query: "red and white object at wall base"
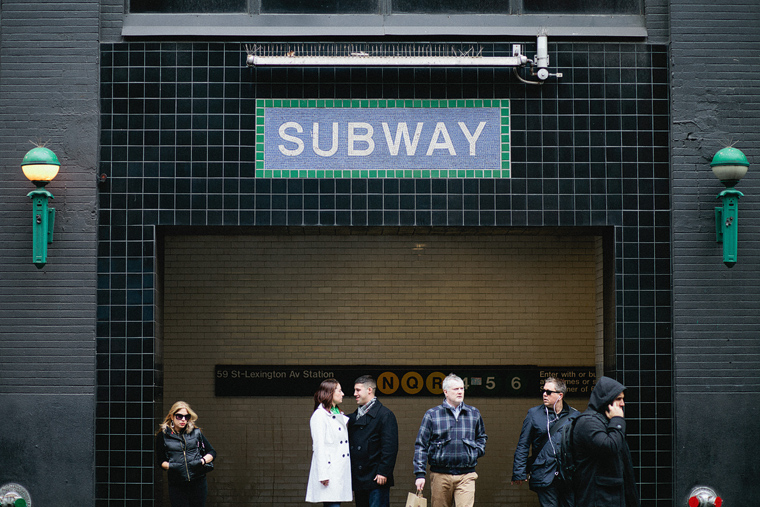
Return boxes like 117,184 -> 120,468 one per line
688,486 -> 723,507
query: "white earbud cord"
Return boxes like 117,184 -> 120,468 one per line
545,397 -> 561,457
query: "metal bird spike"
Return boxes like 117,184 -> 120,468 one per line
243,42 -> 484,58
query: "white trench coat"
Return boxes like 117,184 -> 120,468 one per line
305,407 -> 353,503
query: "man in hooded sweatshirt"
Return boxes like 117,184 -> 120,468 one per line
572,376 -> 639,507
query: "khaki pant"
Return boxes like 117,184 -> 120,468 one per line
429,471 -> 478,507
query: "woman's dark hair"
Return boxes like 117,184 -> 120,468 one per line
313,378 -> 340,411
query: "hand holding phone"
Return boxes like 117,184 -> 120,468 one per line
606,401 -> 625,419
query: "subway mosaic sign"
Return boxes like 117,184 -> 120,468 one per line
215,365 -> 596,397
255,99 -> 510,178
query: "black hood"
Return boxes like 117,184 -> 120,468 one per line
587,376 -> 626,413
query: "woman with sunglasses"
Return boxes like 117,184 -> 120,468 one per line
306,378 -> 352,507
156,401 -> 217,507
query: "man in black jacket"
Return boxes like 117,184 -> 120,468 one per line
511,377 -> 578,507
573,376 -> 639,507
348,375 -> 399,507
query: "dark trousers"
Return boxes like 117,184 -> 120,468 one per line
535,477 -> 574,507
354,488 -> 390,507
168,477 -> 208,507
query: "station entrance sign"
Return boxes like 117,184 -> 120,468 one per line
256,99 -> 510,178
215,365 -> 596,397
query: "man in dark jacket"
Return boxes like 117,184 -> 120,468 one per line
511,377 -> 578,507
348,375 -> 399,507
573,376 -> 639,507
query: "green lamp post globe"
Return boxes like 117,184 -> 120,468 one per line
21,146 -> 61,186
710,146 -> 749,187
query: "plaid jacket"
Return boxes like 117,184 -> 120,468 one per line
413,401 -> 487,476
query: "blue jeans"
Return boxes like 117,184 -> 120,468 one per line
323,503 -> 341,507
354,488 -> 390,507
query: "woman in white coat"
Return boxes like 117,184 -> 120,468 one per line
306,378 -> 353,507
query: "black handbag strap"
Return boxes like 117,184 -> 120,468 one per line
532,410 -> 571,459
197,430 -> 206,454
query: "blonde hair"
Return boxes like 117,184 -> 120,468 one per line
157,401 -> 200,434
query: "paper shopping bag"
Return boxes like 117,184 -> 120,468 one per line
406,491 -> 427,507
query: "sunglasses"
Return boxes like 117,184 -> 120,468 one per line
174,413 -> 191,420
541,389 -> 560,396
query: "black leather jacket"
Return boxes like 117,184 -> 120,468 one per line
156,427 -> 216,483
512,403 -> 578,488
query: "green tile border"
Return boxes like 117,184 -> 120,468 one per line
255,98 -> 510,178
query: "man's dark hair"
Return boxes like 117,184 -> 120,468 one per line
355,375 -> 377,391
545,377 -> 567,394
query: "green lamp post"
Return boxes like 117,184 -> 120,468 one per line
710,146 -> 750,268
21,146 -> 60,269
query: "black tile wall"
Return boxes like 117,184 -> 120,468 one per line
98,41 -> 671,506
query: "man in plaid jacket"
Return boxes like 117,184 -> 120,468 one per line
413,373 -> 488,507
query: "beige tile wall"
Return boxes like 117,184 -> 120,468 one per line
161,232 -> 598,507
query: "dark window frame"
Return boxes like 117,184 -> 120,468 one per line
123,0 -> 646,37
